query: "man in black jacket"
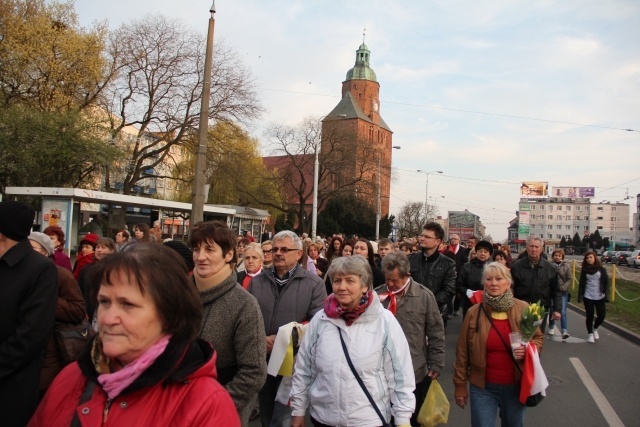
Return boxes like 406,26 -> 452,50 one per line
409,223 -> 456,324
511,236 -> 561,333
0,201 -> 58,427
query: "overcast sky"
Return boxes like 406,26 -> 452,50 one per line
75,0 -> 640,241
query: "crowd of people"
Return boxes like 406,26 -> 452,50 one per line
0,199 -> 610,427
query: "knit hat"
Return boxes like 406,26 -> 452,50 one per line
28,232 -> 55,256
0,200 -> 35,241
79,233 -> 100,248
163,239 -> 195,272
475,240 -> 494,255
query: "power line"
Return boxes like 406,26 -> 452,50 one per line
261,88 -> 640,133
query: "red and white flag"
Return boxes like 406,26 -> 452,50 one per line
519,342 -> 548,404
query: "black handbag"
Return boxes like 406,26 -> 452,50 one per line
55,317 -> 96,365
338,327 -> 390,427
480,304 -> 545,408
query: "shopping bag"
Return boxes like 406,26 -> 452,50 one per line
417,379 -> 449,427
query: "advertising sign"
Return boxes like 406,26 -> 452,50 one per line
448,211 -> 477,241
41,198 -> 71,250
551,187 -> 595,199
520,182 -> 548,198
518,203 -> 531,240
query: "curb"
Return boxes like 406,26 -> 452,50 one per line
568,303 -> 640,347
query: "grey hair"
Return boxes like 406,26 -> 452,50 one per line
526,235 -> 544,246
482,261 -> 513,286
327,256 -> 373,290
244,242 -> 264,262
273,230 -> 303,250
381,251 -> 411,277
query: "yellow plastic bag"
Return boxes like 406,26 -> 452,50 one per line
417,379 -> 450,427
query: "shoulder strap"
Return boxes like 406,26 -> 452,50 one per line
70,380 -> 96,427
480,304 -> 522,374
337,327 -> 388,427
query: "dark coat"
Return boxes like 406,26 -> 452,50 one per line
248,266 -> 327,336
578,267 -> 610,303
409,251 -> 457,309
456,259 -> 488,314
40,267 -> 86,392
511,257 -> 561,311
29,338 -> 240,427
0,239 -> 58,427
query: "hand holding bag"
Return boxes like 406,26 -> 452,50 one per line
417,378 -> 449,427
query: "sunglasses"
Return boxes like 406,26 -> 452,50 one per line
271,247 -> 298,254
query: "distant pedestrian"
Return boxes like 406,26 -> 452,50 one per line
549,249 -> 572,339
43,226 -> 72,271
114,229 -> 130,251
72,233 -> 99,280
577,251 -> 609,343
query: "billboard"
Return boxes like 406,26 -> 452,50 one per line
520,182 -> 548,198
551,186 -> 595,199
518,203 -> 531,240
448,211 -> 477,241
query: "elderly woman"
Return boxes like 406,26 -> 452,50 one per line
72,233 -> 99,280
190,221 -> 267,426
290,256 -> 416,427
29,245 -> 240,426
43,226 -> 72,271
28,232 -> 86,397
454,262 -> 544,427
237,242 -> 264,289
114,230 -> 130,251
308,242 -> 329,279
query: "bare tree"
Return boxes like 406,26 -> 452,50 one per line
396,201 -> 441,238
257,116 -> 380,233
102,14 -> 262,194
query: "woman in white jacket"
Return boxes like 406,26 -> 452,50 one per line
290,256 -> 415,427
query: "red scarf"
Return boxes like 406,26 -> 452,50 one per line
378,278 -> 411,315
242,268 -> 262,289
324,291 -> 374,326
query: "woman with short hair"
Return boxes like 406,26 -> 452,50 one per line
190,221 -> 267,425
114,230 -> 130,251
30,245 -> 240,426
290,256 -> 415,427
237,243 -> 264,289
43,226 -> 72,271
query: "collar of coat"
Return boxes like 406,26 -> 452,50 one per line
78,336 -> 215,397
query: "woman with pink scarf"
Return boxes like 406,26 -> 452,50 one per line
29,244 -> 240,426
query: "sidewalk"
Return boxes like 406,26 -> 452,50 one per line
568,302 -> 640,346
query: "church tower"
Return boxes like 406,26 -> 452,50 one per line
320,41 -> 393,218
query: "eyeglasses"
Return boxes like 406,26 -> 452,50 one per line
271,247 -> 298,254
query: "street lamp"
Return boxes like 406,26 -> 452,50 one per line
417,170 -> 443,224
191,2 -> 216,224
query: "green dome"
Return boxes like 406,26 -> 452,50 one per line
345,43 -> 377,82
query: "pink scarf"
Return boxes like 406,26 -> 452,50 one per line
98,335 -> 171,399
324,291 -> 374,326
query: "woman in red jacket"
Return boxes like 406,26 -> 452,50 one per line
30,244 -> 240,427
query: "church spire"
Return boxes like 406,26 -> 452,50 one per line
345,38 -> 377,82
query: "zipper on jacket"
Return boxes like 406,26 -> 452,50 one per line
103,399 -> 113,424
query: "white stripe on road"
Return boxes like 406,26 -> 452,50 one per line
570,357 -> 625,427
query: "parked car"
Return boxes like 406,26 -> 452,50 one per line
612,251 -> 632,266
627,250 -> 640,268
601,251 -> 615,263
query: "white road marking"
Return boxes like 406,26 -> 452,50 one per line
570,357 -> 625,427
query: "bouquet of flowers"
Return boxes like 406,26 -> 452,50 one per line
520,300 -> 547,341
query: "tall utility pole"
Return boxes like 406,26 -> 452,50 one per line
191,2 -> 216,225
417,169 -> 443,224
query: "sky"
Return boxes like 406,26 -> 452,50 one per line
74,0 -> 640,241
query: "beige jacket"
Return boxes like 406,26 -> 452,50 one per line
453,299 -> 544,398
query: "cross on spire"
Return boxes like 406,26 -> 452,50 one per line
363,28 -> 366,43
